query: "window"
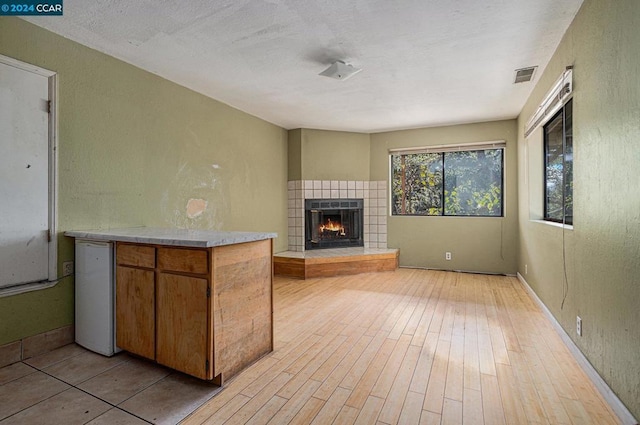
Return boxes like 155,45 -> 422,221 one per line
391,145 -> 504,217
544,98 -> 573,224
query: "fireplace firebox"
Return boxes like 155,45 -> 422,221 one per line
305,199 -> 364,250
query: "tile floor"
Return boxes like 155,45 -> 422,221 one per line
0,344 -> 222,424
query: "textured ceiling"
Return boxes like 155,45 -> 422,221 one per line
24,0 -> 583,132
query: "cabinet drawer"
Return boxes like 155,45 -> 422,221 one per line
117,243 -> 156,268
158,247 -> 208,275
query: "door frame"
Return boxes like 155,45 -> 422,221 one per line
0,54 -> 58,292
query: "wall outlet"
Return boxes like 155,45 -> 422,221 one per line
576,316 -> 582,336
62,261 -> 74,277
525,264 -> 528,274
445,252 -> 452,261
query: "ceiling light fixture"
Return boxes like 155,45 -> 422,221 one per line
319,60 -> 362,80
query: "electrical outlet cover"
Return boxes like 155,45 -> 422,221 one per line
63,261 -> 74,277
576,316 -> 582,336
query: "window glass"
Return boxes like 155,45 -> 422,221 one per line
444,150 -> 503,216
391,148 -> 503,217
391,153 -> 443,215
544,99 -> 573,224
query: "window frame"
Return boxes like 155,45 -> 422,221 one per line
543,98 -> 573,225
389,141 -> 505,218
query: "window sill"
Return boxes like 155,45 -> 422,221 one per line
0,279 -> 61,298
530,219 -> 573,230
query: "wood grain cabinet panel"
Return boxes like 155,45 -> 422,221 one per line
116,244 -> 155,268
212,239 -> 273,380
156,273 -> 212,380
115,266 -> 155,360
158,247 -> 208,274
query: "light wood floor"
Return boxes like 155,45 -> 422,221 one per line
182,268 -> 620,425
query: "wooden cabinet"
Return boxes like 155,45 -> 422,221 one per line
115,239 -> 273,384
115,266 -> 155,359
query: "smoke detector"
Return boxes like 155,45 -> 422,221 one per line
514,66 -> 537,83
319,61 -> 362,80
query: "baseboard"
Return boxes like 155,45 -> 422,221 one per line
0,325 -> 74,368
517,273 -> 638,425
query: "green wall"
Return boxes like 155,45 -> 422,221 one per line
290,128 -> 371,181
0,17 -> 288,346
517,0 -> 640,418
370,120 -> 519,274
287,129 -> 303,181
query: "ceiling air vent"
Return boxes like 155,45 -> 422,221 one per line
514,66 -> 537,83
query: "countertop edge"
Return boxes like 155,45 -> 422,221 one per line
64,228 -> 278,248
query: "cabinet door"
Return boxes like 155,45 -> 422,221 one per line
156,273 -> 211,379
116,266 -> 155,359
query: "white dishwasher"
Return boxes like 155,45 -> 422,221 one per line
75,239 -> 119,356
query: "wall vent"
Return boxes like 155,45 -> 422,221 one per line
514,66 -> 537,83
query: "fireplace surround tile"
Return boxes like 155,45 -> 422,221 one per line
288,180 -> 388,252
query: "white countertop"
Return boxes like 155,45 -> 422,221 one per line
65,227 -> 277,248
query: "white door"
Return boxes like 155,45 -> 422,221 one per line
0,59 -> 52,288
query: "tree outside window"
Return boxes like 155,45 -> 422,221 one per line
544,99 -> 573,225
391,148 -> 503,217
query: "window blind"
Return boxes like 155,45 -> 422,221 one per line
525,67 -> 573,138
389,140 -> 506,156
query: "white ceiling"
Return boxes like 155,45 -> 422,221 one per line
24,0 -> 583,133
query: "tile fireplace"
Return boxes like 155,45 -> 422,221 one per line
287,180 -> 387,252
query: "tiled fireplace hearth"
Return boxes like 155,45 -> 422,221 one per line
288,180 -> 387,252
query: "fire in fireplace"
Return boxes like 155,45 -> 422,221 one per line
305,199 -> 364,250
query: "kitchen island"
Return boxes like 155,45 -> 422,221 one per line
65,227 -> 276,385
